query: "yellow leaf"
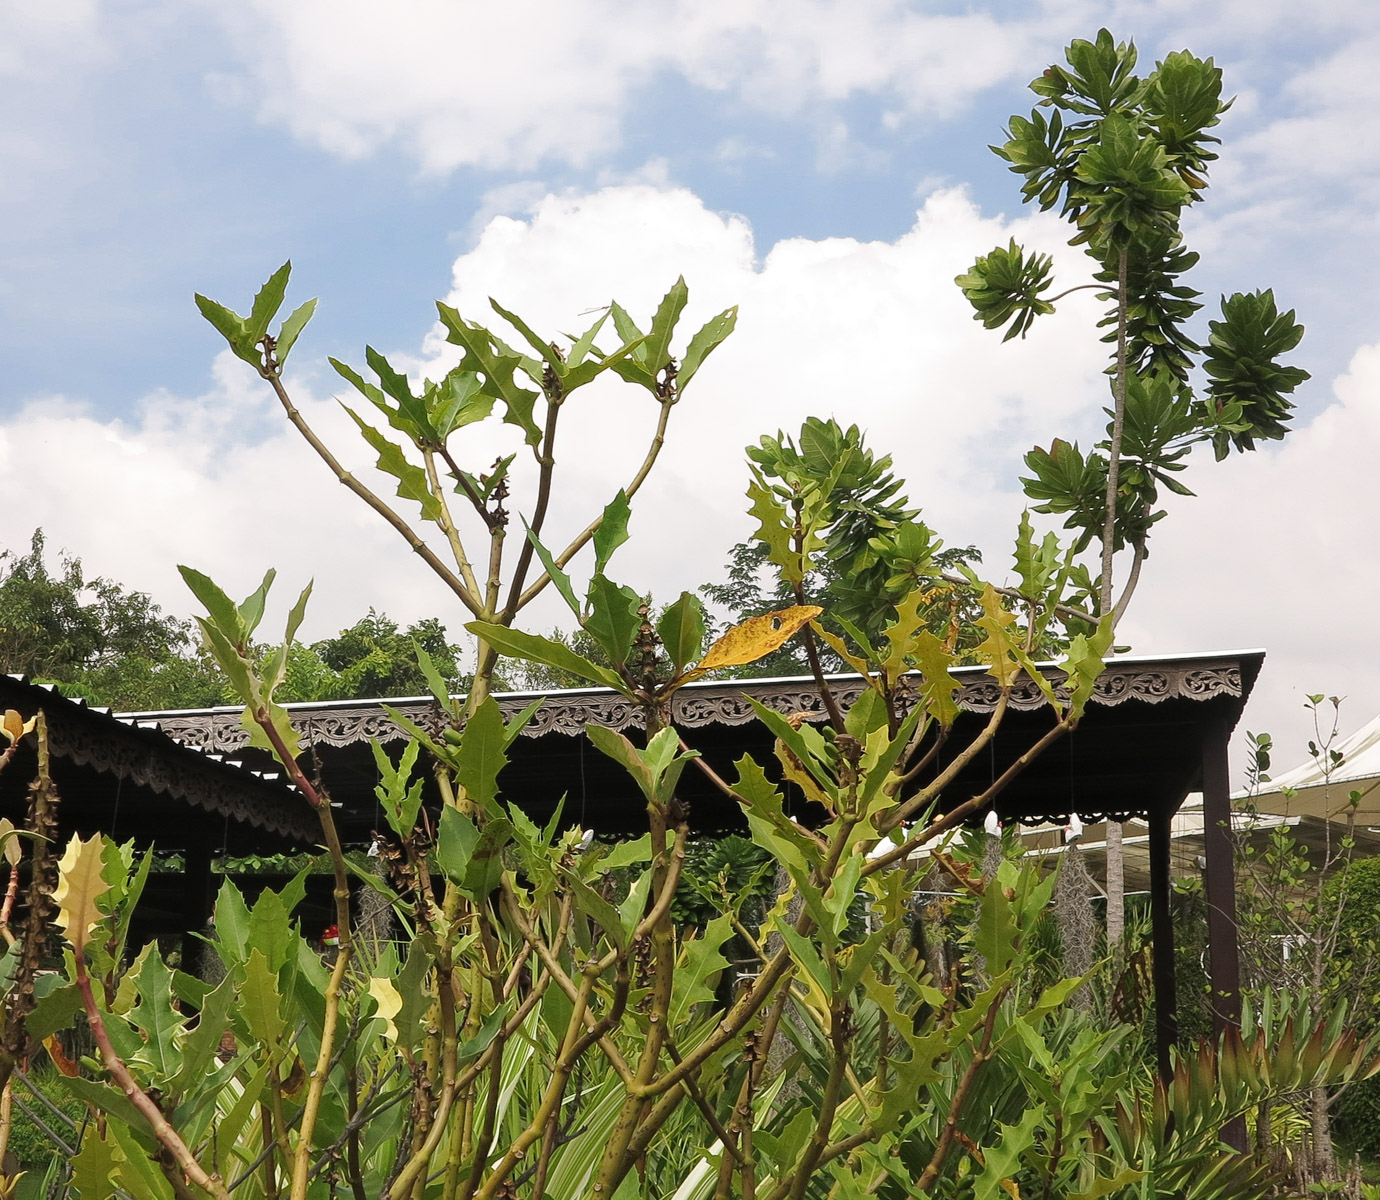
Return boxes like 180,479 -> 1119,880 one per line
369,977 -> 402,1041
690,606 -> 823,675
52,834 -> 111,955
0,711 -> 34,748
1000,1181 -> 1022,1200
974,585 -> 1020,689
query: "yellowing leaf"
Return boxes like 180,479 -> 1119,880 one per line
369,977 -> 403,1041
690,606 -> 823,675
53,834 -> 111,955
974,585 -> 1021,689
0,710 -> 34,747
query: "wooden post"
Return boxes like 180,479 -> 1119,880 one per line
182,829 -> 215,974
1148,802 -> 1177,1086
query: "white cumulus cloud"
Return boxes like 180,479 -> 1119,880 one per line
2,179 -> 1372,761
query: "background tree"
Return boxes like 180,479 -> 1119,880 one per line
1234,702 -> 1380,1181
0,529 -> 223,709
701,416 -> 985,677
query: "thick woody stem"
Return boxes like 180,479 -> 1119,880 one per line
1098,246 -> 1130,617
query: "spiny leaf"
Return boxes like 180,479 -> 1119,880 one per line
276,297 -> 317,363
247,261 -> 292,341
343,405 -> 442,521
679,306 -> 738,390
53,834 -> 111,955
592,489 -> 632,576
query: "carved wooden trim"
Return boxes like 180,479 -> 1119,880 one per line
147,661 -> 1244,755
8,689 -> 317,843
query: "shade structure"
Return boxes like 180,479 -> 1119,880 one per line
0,674 -> 314,946
134,647 -> 1261,1095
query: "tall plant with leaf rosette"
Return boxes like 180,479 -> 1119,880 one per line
956,29 -> 1310,945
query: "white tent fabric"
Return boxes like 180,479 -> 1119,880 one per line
1241,711 -> 1380,822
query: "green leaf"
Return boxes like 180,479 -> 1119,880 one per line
437,808 -> 512,899
394,941 -> 434,1055
167,974 -> 237,1098
586,724 -> 655,802
775,917 -> 832,999
593,489 -> 632,577
454,697 -> 509,814
657,591 -> 707,675
70,1125 -> 125,1200
178,565 -> 243,643
28,981 -> 82,1040
522,520 -> 581,618
973,1105 -> 1045,1200
372,738 -> 425,838
436,303 -> 542,445
413,640 -> 454,710
1061,613 -> 1114,721
582,574 -> 642,668
670,914 -> 734,1027
194,293 -> 259,368
731,754 -> 822,877
283,579 -> 313,647
467,623 -> 626,691
127,945 -> 184,1084
276,297 -> 317,363
567,874 -> 630,950
236,567 -> 277,639
679,306 -> 738,390
643,277 -> 688,374
240,948 -> 286,1053
343,405 -> 442,521
247,261 -> 292,341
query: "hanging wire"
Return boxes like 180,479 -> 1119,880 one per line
109,772 -> 124,842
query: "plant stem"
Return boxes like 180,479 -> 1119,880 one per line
1098,246 -> 1130,617
261,367 -> 480,616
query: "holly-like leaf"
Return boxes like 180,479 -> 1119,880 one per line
679,306 -> 738,390
593,489 -> 632,577
343,406 -> 442,521
247,261 -> 292,341
436,304 -> 542,445
276,297 -> 317,363
194,293 -> 259,368
1061,613 -> 1115,721
453,697 -> 509,814
372,738 -> 425,839
642,277 -> 689,375
747,477 -> 810,585
974,585 -> 1021,688
582,574 -> 642,668
53,834 -> 112,955
368,977 -> 403,1041
127,945 -> 184,1084
240,948 -> 286,1055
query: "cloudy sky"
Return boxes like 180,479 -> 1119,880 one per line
3,0 -> 1378,771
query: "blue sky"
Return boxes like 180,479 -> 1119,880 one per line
4,0 -> 1379,763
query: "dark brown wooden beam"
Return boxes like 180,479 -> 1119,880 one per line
1149,802 -> 1177,1085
